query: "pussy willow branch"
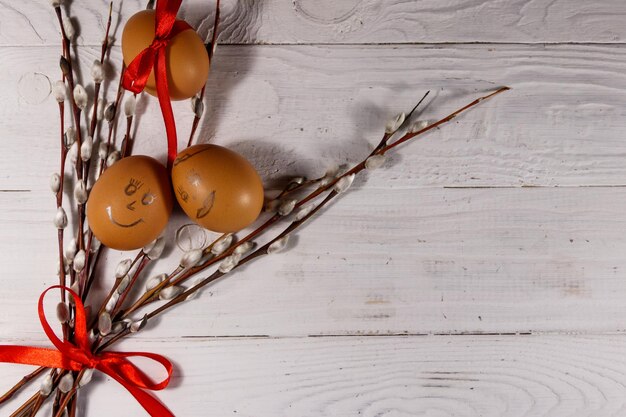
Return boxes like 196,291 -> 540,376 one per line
0,367 -> 46,405
85,2 -> 113,177
187,0 -> 221,147
56,99 -> 68,306
99,86 -> 510,351
23,369 -> 60,417
79,2 -> 114,300
116,87 -> 505,322
55,7 -> 86,254
123,92 -> 436,310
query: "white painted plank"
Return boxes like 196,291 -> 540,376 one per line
4,0 -> 626,46
3,335 -> 626,416
2,185 -> 626,337
4,44 -> 626,192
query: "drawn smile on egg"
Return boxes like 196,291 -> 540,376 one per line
106,206 -> 144,228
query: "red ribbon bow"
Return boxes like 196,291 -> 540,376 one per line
122,0 -> 192,169
0,286 -> 174,417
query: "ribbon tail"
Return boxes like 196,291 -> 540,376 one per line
0,345 -> 81,371
101,364 -> 175,417
154,49 -> 178,169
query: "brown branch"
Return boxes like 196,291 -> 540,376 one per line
187,0 -> 221,147
105,87 -> 511,332
0,367 -> 46,404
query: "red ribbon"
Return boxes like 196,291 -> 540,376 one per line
0,286 -> 174,417
122,0 -> 192,169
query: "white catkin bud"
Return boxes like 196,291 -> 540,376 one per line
98,312 -> 112,336
146,273 -> 167,291
73,84 -> 88,110
325,165 -> 341,178
130,316 -> 148,333
233,241 -> 255,255
62,17 -> 75,40
107,150 -> 120,167
68,142 -> 78,165
98,141 -> 109,159
365,154 -> 386,170
180,249 -> 203,268
295,204 -> 315,221
385,112 -> 405,134
50,173 -> 61,194
278,199 -> 297,216
65,238 -> 77,262
40,374 -> 54,396
320,165 -> 344,186
409,120 -> 429,133
73,250 -> 86,272
105,292 -> 119,313
90,235 -> 101,253
146,237 -> 166,259
64,127 -> 76,147
91,60 -> 104,83
210,234 -> 233,255
52,80 -> 66,102
218,254 -> 241,273
79,368 -> 94,387
268,235 -> 290,254
58,373 -> 74,393
97,99 -> 106,120
191,96 -> 204,118
70,281 -> 80,297
124,95 -> 136,117
111,321 -> 126,335
74,180 -> 88,204
333,174 -> 355,194
115,258 -> 133,278
159,286 -> 184,300
104,102 -> 116,121
54,207 -> 68,229
81,136 -> 93,161
117,275 -> 131,294
56,302 -> 69,323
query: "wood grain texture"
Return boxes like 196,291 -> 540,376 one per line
3,185 -> 626,337
2,1 -> 626,416
3,0 -> 626,46
4,335 -> 626,416
4,44 -> 626,192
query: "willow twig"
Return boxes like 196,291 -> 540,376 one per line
0,367 -> 46,405
187,0 -> 221,147
99,87 -> 510,350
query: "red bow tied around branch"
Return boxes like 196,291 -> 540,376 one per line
122,0 -> 192,169
0,286 -> 174,417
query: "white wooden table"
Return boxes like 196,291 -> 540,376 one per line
2,0 -> 626,415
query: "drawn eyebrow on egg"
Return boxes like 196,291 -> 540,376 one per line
173,147 -> 212,166
196,191 -> 216,219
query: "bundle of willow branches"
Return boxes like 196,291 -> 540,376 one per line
0,1 -> 509,416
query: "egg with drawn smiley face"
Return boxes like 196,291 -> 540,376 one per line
87,155 -> 173,250
171,144 -> 264,233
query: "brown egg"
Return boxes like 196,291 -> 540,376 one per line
171,144 -> 264,232
121,10 -> 209,101
87,156 -> 173,251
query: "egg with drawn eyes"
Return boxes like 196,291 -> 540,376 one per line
87,156 -> 173,251
171,144 -> 264,233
